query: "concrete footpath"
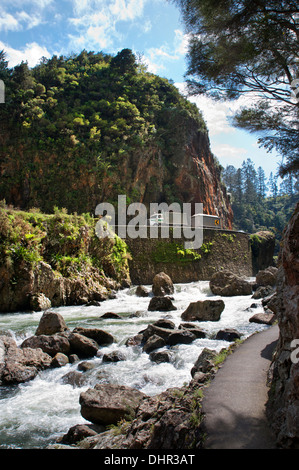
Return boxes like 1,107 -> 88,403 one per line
202,324 -> 279,449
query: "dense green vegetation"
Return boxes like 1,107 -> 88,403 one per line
222,159 -> 299,253
150,240 -> 214,264
0,48 -> 207,214
0,204 -> 130,283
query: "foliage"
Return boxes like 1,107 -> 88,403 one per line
0,205 -> 130,281
0,49 -> 207,214
172,0 -> 299,177
151,240 -> 214,264
222,159 -> 299,252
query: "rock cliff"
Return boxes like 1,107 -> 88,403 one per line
111,123 -> 233,229
1,123 -> 233,229
266,202 -> 299,447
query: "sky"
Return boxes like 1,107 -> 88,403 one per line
0,0 -> 283,180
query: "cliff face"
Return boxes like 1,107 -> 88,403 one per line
102,126 -> 233,229
266,202 -> 299,447
1,125 -> 233,228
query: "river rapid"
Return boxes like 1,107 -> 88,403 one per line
0,280 -> 269,449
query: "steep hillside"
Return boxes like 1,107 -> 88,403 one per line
0,49 -> 232,227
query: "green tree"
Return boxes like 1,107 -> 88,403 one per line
280,173 -> 295,198
0,50 -> 9,81
110,49 -> 137,75
269,172 -> 279,199
242,158 -> 257,203
257,166 -> 268,199
172,0 -> 299,176
12,61 -> 35,91
222,165 -> 237,193
234,168 -> 243,205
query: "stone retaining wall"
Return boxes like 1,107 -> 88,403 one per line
125,229 -> 254,285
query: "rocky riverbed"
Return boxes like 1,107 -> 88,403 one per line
0,268 -> 278,449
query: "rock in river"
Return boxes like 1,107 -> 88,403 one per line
210,270 -> 252,296
148,296 -> 177,312
181,299 -> 225,322
0,335 -> 52,385
152,272 -> 174,297
79,384 -> 146,425
73,327 -> 115,346
35,311 -> 68,336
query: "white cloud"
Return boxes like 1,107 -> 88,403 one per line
70,0 -> 145,21
192,95 -> 238,136
174,29 -> 190,56
109,0 -> 145,21
211,143 -> 248,160
143,45 -> 178,75
1,0 -> 53,7
16,11 -> 42,29
67,0 -> 146,51
142,30 -> 190,76
0,0 -> 54,31
0,41 -> 51,67
0,12 -> 20,31
174,82 -> 261,137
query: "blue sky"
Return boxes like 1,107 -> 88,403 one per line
0,0 -> 282,180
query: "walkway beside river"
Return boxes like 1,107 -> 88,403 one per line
202,324 -> 279,449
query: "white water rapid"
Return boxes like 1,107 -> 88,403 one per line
0,280 -> 269,449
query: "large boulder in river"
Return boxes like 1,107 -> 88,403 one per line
0,335 -> 52,385
143,334 -> 166,353
210,270 -> 252,296
135,285 -> 150,297
215,328 -> 242,341
249,312 -> 276,325
149,350 -> 174,364
73,327 -> 115,346
102,350 -> 127,362
152,272 -> 174,297
153,319 -> 176,329
167,330 -> 196,345
141,324 -> 176,343
79,384 -> 146,425
148,296 -> 177,312
35,311 -> 68,336
68,333 -> 99,358
178,323 -> 206,338
181,299 -> 225,322
255,266 -> 278,287
21,333 -> 71,357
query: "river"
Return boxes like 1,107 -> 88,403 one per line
0,280 -> 269,449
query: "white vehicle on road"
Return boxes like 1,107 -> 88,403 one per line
149,213 -> 164,226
